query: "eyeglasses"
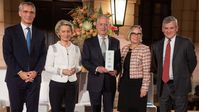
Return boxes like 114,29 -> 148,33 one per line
131,32 -> 142,36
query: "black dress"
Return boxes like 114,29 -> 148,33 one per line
118,49 -> 147,112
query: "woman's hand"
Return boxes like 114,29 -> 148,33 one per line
140,89 -> 147,98
62,68 -> 76,76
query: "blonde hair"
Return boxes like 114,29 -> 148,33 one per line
127,25 -> 143,42
55,20 -> 74,37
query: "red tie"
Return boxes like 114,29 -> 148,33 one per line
162,39 -> 171,83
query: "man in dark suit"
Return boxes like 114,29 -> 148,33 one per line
152,16 -> 197,112
3,2 -> 46,112
82,15 -> 121,112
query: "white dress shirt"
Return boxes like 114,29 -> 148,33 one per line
21,22 -> 32,39
45,41 -> 81,83
98,34 -> 109,50
163,36 -> 176,80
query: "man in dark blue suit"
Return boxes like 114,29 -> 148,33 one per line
152,16 -> 197,112
3,2 -> 46,112
82,15 -> 121,112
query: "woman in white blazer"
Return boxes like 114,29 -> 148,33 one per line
45,20 -> 81,112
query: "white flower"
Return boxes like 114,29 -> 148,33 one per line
82,21 -> 92,31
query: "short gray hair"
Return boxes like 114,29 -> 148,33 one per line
19,2 -> 36,12
96,15 -> 109,24
162,16 -> 178,27
55,19 -> 74,37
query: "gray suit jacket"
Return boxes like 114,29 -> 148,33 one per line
152,36 -> 197,96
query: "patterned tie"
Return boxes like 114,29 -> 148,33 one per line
26,27 -> 31,54
162,39 -> 171,83
101,38 -> 106,58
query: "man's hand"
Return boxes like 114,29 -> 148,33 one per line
27,71 -> 37,82
18,71 -> 29,81
18,71 -> 37,83
108,70 -> 117,77
97,66 -> 108,74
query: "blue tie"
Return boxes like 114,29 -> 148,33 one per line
26,27 -> 31,54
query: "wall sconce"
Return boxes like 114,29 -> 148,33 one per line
110,0 -> 127,35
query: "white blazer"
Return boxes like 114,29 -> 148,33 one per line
45,41 -> 81,83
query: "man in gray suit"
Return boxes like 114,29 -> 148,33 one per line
152,16 -> 197,112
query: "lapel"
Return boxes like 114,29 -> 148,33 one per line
108,36 -> 112,50
16,24 -> 29,53
173,36 -> 180,61
93,36 -> 104,60
31,26 -> 37,53
95,36 -> 112,61
159,38 -> 164,66
16,24 -> 37,55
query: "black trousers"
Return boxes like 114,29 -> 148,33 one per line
88,76 -> 116,112
7,78 -> 41,112
89,90 -> 115,112
160,81 -> 188,112
49,80 -> 77,112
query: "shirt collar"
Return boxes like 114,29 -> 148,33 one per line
21,22 -> 32,30
165,35 -> 176,42
98,34 -> 108,40
57,41 -> 73,49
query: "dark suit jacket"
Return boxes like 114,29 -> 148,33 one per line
82,36 -> 121,92
3,24 -> 46,83
152,36 -> 197,97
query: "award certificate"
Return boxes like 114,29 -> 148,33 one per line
105,50 -> 114,71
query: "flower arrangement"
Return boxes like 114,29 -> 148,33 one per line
68,5 -> 118,48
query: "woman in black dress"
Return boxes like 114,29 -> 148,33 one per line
118,25 -> 151,112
